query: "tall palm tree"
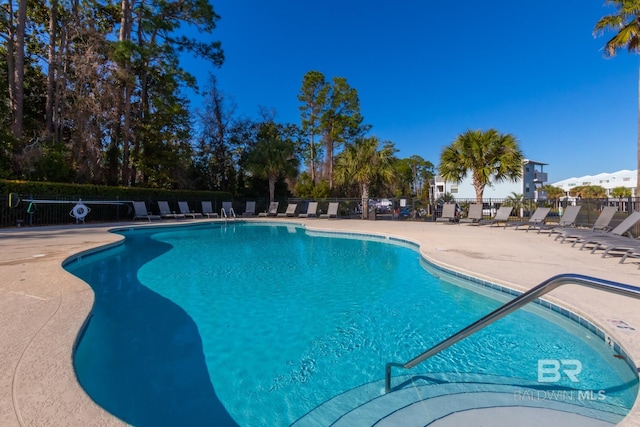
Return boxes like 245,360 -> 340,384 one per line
594,1 -> 640,197
333,136 -> 396,219
245,122 -> 299,202
438,129 -> 524,202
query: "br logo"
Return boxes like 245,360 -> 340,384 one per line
537,359 -> 582,383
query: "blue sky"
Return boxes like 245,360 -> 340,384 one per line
186,0 -> 638,183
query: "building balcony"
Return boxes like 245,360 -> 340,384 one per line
533,171 -> 547,183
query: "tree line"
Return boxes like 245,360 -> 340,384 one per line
1,1 -> 435,205
2,0 -> 223,186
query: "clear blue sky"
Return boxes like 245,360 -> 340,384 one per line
186,0 -> 638,183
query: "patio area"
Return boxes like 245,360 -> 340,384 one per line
1,218 -> 639,426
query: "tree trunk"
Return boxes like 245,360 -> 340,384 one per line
11,0 -> 27,139
637,66 -> 640,200
121,83 -> 132,185
53,22 -> 68,143
119,0 -> 133,185
269,176 -> 276,202
361,183 -> 369,220
325,135 -> 334,189
473,180 -> 484,203
309,134 -> 316,183
6,0 -> 16,137
46,0 -> 57,137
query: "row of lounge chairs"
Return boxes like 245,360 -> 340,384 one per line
132,201 -> 340,222
448,202 -> 640,266
257,201 -> 339,219
556,210 -> 640,261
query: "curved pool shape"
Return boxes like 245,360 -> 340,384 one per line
67,222 -> 638,426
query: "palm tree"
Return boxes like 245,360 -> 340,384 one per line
503,191 -> 525,217
542,184 -> 568,212
245,122 -> 299,202
542,185 -> 566,200
570,185 -> 607,199
611,186 -> 632,197
333,136 -> 396,219
438,129 -> 524,202
594,1 -> 640,197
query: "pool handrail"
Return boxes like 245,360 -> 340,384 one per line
385,273 -> 640,393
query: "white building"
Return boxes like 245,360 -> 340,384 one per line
551,170 -> 638,197
430,159 -> 548,201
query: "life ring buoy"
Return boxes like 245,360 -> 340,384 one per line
71,203 -> 90,220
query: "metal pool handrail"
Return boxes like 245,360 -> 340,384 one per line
385,273 -> 640,393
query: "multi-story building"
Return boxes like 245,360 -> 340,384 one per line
551,170 -> 638,197
430,159 -> 549,201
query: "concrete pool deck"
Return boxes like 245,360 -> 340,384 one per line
1,218 -> 639,426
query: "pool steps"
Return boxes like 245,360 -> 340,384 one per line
385,274 -> 640,393
291,374 -> 625,426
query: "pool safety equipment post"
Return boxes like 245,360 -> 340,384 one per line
8,193 -> 133,224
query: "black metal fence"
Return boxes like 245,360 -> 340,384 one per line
3,193 -> 640,237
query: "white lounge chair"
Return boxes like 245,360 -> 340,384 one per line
201,201 -> 219,218
258,202 -> 279,217
298,202 -> 318,218
133,201 -> 161,222
178,201 -> 202,219
157,201 -> 185,220
277,203 -> 297,217
319,202 -> 339,219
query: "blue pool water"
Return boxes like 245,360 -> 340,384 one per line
68,222 -> 638,426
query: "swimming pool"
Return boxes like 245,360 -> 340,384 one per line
67,222 -> 638,426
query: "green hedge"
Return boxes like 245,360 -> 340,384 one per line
1,180 -> 232,227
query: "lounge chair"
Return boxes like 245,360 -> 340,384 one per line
157,201 -> 185,220
319,202 -> 339,219
592,235 -> 640,259
436,203 -> 458,224
577,211 -> 640,255
620,244 -> 640,266
555,206 -> 617,243
201,201 -> 219,218
178,201 -> 202,219
509,207 -> 551,231
277,203 -> 297,217
459,203 -> 483,225
221,201 -> 236,218
298,201 -> 318,218
258,202 -> 279,217
479,206 -> 513,227
538,205 -> 582,235
242,201 -> 256,216
133,201 -> 161,222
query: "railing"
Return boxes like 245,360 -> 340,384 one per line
221,207 -> 236,219
385,273 -> 640,393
